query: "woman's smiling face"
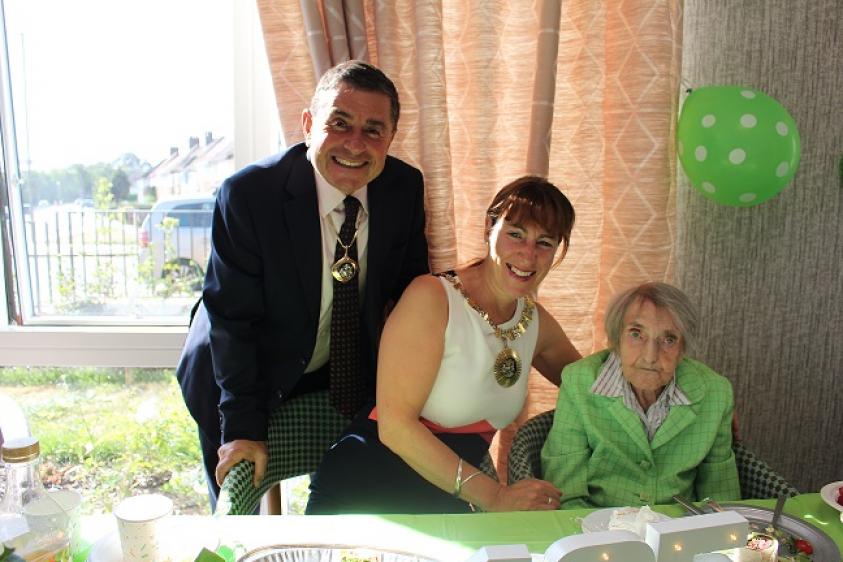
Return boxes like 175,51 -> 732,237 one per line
487,218 -> 559,297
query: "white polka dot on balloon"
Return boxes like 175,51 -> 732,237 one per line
695,146 -> 707,161
776,122 -> 789,135
739,193 -> 757,203
740,90 -> 756,99
740,114 -> 757,128
702,114 -> 716,128
729,148 -> 746,164
776,162 -> 790,177
701,182 -> 716,193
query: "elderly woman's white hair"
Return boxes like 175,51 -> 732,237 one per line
604,282 -> 699,354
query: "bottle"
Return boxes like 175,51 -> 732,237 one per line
0,437 -> 70,562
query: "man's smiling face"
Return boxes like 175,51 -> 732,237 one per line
302,83 -> 396,194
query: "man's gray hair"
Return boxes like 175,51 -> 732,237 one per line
604,282 -> 699,354
310,60 -> 400,128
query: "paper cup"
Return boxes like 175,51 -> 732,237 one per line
114,494 -> 173,562
23,489 -> 82,554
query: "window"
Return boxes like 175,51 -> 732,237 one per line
0,0 -> 283,366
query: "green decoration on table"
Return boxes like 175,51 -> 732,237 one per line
0,544 -> 24,562
677,86 -> 801,207
194,547 -> 226,562
215,545 -> 236,562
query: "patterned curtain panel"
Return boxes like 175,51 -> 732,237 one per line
256,0 -> 682,477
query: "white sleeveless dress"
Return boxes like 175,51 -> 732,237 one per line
420,275 -> 540,430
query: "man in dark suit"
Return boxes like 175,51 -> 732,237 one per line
176,60 -> 429,508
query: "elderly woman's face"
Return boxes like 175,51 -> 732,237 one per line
618,298 -> 684,395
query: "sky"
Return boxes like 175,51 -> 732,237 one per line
5,0 -> 234,170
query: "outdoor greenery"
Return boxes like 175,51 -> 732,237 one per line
20,153 -> 149,207
35,206 -> 200,314
141,217 -> 205,298
0,367 -> 210,516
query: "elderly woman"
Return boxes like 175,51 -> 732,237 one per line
541,282 -> 740,508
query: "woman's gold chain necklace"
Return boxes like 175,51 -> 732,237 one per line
440,272 -> 535,387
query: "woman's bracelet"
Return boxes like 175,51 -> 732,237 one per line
453,458 -> 464,497
453,458 -> 483,498
460,470 -> 483,492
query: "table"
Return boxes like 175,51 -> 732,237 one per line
78,494 -> 842,561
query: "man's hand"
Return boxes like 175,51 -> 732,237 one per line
215,439 -> 268,488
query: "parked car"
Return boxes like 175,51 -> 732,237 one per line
138,195 -> 215,286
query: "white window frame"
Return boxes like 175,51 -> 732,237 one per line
0,1 -> 281,367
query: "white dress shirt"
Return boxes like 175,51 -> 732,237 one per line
304,169 -> 369,373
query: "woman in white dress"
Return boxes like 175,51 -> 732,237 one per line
307,175 -> 581,514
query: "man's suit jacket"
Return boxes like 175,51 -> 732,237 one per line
176,142 -> 429,448
541,350 -> 740,508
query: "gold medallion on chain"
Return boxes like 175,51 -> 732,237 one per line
442,273 -> 535,387
331,230 -> 359,283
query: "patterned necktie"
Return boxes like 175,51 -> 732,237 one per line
329,195 -> 364,417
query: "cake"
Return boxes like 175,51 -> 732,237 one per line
607,505 -> 663,539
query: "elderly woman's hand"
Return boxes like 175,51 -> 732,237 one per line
488,478 -> 562,511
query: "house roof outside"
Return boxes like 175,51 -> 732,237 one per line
137,132 -> 234,200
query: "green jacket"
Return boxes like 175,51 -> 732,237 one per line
541,350 -> 740,509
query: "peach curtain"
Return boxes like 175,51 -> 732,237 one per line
256,0 -> 682,478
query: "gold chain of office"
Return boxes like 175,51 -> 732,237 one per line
440,272 -> 535,387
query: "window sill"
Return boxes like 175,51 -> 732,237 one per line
0,326 -> 187,367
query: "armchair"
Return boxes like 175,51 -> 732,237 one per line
507,410 -> 798,500
217,391 -> 500,515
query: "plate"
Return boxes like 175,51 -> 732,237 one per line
716,503 -> 841,562
580,506 -> 671,537
237,545 -> 441,562
88,521 -> 218,562
819,480 -> 843,513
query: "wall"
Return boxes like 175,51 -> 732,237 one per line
678,1 -> 842,491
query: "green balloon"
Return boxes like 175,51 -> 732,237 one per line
676,86 -> 800,207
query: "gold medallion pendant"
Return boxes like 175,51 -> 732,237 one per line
440,272 -> 535,389
331,255 -> 358,283
494,346 -> 521,387
333,228 -> 359,283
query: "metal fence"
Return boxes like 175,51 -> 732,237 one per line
21,205 -> 212,317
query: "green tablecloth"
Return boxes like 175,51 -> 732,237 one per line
307,494 -> 840,558
79,493 -> 842,561
414,495 -> 843,553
